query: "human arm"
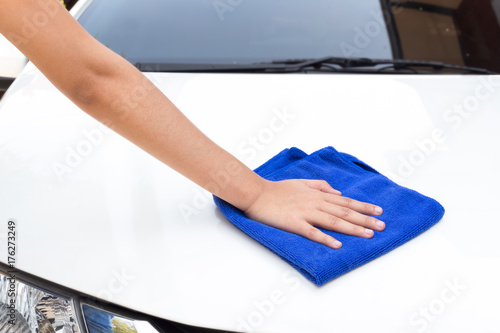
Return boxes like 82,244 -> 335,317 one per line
0,0 -> 385,248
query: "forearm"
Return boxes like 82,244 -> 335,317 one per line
0,0 -> 264,211
76,56 -> 265,210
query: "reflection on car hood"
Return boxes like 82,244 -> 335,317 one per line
1,63 -> 499,333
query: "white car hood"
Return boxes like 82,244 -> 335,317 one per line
0,34 -> 28,79
1,63 -> 499,333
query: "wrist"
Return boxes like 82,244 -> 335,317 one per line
200,154 -> 268,212
237,175 -> 269,213
215,168 -> 268,213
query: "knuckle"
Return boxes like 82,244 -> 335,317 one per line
340,207 -> 351,218
305,227 -> 320,240
341,196 -> 353,208
328,215 -> 341,228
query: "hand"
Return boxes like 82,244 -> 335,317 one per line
244,179 -> 385,249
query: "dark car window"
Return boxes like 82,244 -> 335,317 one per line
78,0 -> 500,72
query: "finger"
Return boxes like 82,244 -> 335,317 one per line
298,224 -> 343,249
307,211 -> 376,238
324,194 -> 383,216
320,204 -> 385,231
302,179 -> 341,195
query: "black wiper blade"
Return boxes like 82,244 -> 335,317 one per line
270,56 -> 373,67
135,58 -> 498,74
270,57 -> 498,74
368,58 -> 496,74
134,62 -> 295,73
136,58 -> 367,73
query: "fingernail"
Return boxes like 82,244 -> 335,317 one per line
333,240 -> 342,249
364,228 -> 374,237
374,206 -> 383,214
376,221 -> 385,230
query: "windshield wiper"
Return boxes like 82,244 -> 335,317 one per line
135,57 -> 498,74
268,57 -> 498,74
134,62 -> 297,73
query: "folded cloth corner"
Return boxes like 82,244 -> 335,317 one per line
213,146 -> 445,286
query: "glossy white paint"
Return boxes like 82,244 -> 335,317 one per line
0,34 -> 27,79
1,63 -> 499,333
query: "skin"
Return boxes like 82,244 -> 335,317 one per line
0,0 -> 385,249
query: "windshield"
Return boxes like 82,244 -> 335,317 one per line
78,0 -> 500,73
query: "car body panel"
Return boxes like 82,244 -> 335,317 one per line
0,34 -> 28,80
1,62 -> 499,332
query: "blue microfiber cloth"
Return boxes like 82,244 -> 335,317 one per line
213,146 -> 445,286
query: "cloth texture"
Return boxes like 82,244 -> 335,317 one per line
213,146 -> 445,286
